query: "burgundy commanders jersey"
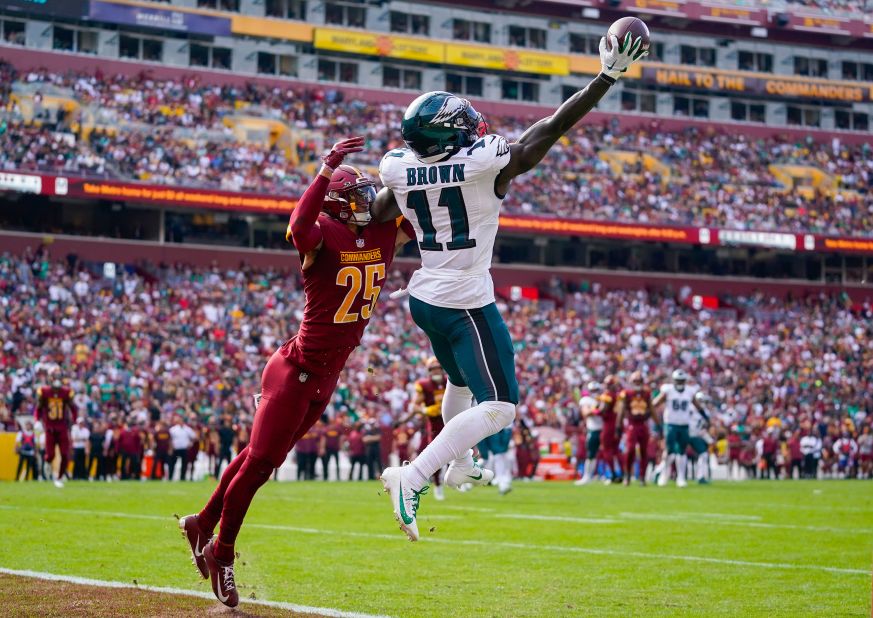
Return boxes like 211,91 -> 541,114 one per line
36,386 -> 76,429
281,213 -> 409,376
415,377 -> 446,418
620,388 -> 653,426
599,390 -> 618,428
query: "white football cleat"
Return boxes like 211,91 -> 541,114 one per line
574,476 -> 591,486
434,485 -> 445,501
676,476 -> 688,488
445,458 -> 494,489
380,466 -> 427,542
657,472 -> 669,487
53,479 -> 65,489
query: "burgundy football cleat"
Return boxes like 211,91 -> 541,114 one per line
178,514 -> 209,579
203,539 -> 239,608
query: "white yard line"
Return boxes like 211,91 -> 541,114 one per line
496,514 -> 618,524
617,512 -> 873,534
2,504 -> 868,576
0,567 -> 392,618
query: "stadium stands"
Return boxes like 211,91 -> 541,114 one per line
2,247 -> 871,479
2,64 -> 871,237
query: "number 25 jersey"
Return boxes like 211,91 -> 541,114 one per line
281,213 -> 406,376
380,134 -> 511,310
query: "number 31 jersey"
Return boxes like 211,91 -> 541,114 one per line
380,134 -> 511,309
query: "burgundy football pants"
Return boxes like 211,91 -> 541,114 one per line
623,424 -> 650,481
44,427 -> 71,479
198,350 -> 339,554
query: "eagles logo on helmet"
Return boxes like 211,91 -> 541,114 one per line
401,91 -> 488,161
322,164 -> 376,226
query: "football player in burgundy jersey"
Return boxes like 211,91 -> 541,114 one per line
178,137 -> 413,608
597,375 -> 623,484
36,377 -> 76,488
616,371 -> 654,486
396,357 -> 449,499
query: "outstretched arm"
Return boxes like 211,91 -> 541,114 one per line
495,34 -> 647,196
286,136 -> 365,253
372,187 -> 401,224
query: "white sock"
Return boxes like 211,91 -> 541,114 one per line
440,381 -> 476,468
663,454 -> 674,479
403,400 -> 515,491
676,455 -> 687,482
583,458 -> 594,479
697,453 -> 708,481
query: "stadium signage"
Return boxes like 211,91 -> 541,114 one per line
691,4 -> 766,25
3,171 -> 872,255
499,215 -> 698,244
718,230 -> 797,250
0,0 -> 87,18
620,0 -> 688,17
0,172 -> 41,194
88,1 -> 232,37
314,28 -> 443,65
642,66 -> 870,103
313,28 -> 569,76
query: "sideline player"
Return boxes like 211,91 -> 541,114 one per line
688,391 -> 712,483
178,137 -> 413,608
35,376 -> 76,488
616,372 -> 653,486
395,357 -> 449,500
374,30 -> 648,540
652,369 -> 700,488
575,381 -> 603,485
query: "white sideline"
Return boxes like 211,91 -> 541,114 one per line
3,505 -> 868,577
0,567 -> 392,618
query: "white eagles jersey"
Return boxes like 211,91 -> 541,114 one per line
661,383 -> 698,426
379,134 -> 511,309
580,395 -> 603,432
689,407 -> 712,442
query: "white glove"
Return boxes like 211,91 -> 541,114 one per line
599,33 -> 648,79
389,287 -> 410,300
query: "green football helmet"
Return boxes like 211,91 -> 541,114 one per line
401,91 -> 487,160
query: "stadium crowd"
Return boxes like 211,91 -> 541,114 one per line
2,247 -> 872,483
1,64 -> 872,237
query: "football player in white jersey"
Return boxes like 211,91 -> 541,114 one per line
374,32 -> 648,541
688,391 -> 713,484
575,382 -> 604,485
652,369 -> 703,488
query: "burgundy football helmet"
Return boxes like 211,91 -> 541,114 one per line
323,164 -> 376,226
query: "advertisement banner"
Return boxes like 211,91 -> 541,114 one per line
314,28 -> 443,64
88,1 -> 232,37
54,177 -> 297,214
0,172 -> 41,194
0,0 -> 88,18
620,0 -> 688,18
690,3 -> 766,25
781,13 -> 855,36
642,65 -> 871,103
232,15 -> 312,43
445,44 -> 568,75
499,215 -> 699,244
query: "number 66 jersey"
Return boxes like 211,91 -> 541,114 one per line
379,134 -> 511,310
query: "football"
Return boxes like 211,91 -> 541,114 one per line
606,16 -> 650,53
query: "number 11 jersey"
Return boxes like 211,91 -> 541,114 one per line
380,134 -> 511,310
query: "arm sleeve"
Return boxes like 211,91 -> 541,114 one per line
287,173 -> 330,253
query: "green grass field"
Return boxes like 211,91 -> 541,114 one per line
1,479 -> 871,617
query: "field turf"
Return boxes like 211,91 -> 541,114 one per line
0,479 -> 871,617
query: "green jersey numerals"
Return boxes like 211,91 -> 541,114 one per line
407,187 -> 476,252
